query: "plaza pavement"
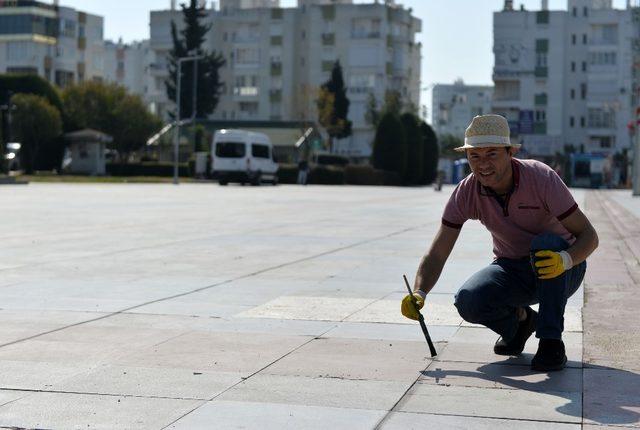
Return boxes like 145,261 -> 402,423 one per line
0,183 -> 637,429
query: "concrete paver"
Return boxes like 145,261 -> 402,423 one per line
0,184 -> 636,428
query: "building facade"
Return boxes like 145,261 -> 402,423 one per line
431,79 -> 494,139
0,0 -> 104,87
149,0 -> 422,159
493,0 -> 638,159
103,39 -> 156,104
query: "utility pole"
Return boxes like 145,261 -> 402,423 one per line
173,54 -> 203,185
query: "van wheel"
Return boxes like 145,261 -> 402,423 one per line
219,179 -> 228,186
272,176 -> 278,186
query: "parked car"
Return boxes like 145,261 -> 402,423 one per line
4,142 -> 21,171
211,129 -> 279,185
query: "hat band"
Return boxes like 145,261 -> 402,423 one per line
464,135 -> 510,145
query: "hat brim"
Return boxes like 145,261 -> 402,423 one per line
454,142 -> 522,152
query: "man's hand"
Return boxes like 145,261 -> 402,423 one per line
533,250 -> 573,279
401,292 -> 425,320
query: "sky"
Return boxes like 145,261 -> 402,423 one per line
59,0 -> 629,113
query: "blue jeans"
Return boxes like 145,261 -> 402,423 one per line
454,233 -> 586,340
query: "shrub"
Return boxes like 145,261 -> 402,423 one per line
401,112 -> 424,185
106,162 -> 190,177
315,153 -> 349,166
308,165 -> 345,184
344,165 -> 385,185
372,112 -> 407,178
277,163 -> 298,184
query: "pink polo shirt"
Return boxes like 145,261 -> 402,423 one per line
442,158 -> 577,259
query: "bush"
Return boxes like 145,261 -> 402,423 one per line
277,163 -> 298,184
372,112 -> 407,178
420,121 -> 439,184
308,165 -> 345,185
315,153 -> 349,166
344,165 -> 385,185
401,112 -> 424,185
107,162 -> 190,177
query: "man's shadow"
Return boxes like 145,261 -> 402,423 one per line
421,357 -> 639,425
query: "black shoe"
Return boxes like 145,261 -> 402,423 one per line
494,307 -> 537,356
531,338 -> 567,371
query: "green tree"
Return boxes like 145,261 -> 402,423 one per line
372,112 -> 407,178
62,81 -> 125,132
364,91 -> 380,127
62,81 -> 162,162
383,90 -> 403,116
438,134 -> 463,158
166,0 -> 225,120
111,95 -> 163,162
11,94 -> 62,174
401,112 -> 423,185
317,60 -> 352,152
420,121 -> 439,184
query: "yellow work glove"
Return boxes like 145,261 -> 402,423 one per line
533,250 -> 573,279
401,292 -> 425,321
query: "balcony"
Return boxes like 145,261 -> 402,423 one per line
269,89 -> 282,103
535,66 -> 548,78
351,31 -> 380,39
270,62 -> 282,76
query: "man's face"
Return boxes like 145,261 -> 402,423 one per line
466,146 -> 513,191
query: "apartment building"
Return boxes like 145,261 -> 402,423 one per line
0,0 -> 104,87
103,39 -> 156,105
493,0 -> 639,159
431,80 -> 494,139
149,0 -> 422,158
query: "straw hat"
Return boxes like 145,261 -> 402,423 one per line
455,114 -> 521,152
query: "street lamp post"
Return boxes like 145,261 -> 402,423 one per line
173,54 -> 204,185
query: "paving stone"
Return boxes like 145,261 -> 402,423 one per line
436,327 -> 583,368
169,400 -> 387,430
322,322 -> 458,343
381,411 -> 581,429
0,391 -> 199,429
217,373 -> 410,410
113,331 -> 312,375
419,360 -> 582,393
261,337 -> 431,382
53,365 -> 243,400
583,368 -> 640,427
238,296 -> 375,321
396,384 -> 581,423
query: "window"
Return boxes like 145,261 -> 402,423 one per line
571,89 -> 575,99
571,61 -> 576,72
535,110 -> 546,122
583,34 -> 587,44
536,52 -> 547,67
216,142 -> 245,158
583,7 -> 588,17
589,51 -> 617,65
588,108 -> 616,128
6,41 -> 28,61
251,144 -> 270,158
580,83 -> 587,99
580,116 -> 585,127
572,34 -> 576,45
582,61 -> 587,72
536,10 -> 549,24
572,7 -> 577,17
570,116 -> 575,127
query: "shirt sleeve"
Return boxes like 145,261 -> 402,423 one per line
544,169 -> 578,220
442,182 -> 471,229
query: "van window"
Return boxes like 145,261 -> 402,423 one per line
216,142 -> 245,158
251,143 -> 270,158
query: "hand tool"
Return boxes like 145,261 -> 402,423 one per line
403,274 -> 437,357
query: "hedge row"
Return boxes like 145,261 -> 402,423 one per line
106,162 -> 190,177
277,163 -> 400,186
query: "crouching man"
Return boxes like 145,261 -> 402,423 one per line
401,114 -> 598,371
